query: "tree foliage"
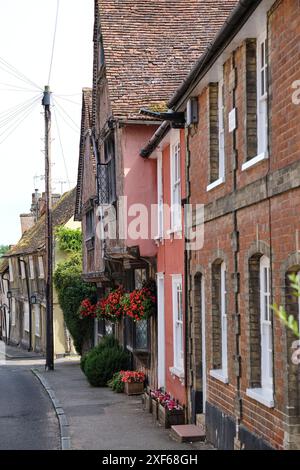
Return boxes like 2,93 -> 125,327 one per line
0,245 -> 9,258
54,253 -> 96,354
55,226 -> 82,253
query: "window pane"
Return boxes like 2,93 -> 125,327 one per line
135,319 -> 148,349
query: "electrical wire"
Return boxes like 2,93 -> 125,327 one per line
0,95 -> 41,127
53,98 -> 80,130
48,0 -> 60,85
53,102 -> 79,134
54,95 -> 81,106
0,97 -> 41,145
0,96 -> 41,136
0,56 -> 42,90
0,82 -> 38,92
53,107 -> 71,189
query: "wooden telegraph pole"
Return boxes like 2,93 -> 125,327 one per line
42,85 -> 54,371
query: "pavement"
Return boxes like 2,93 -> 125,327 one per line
0,342 -> 60,450
0,340 -> 213,451
33,359 -> 213,451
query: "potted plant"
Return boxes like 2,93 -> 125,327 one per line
158,398 -> 185,429
78,298 -> 97,318
150,389 -> 166,422
121,371 -> 145,395
95,287 -> 125,322
121,282 -> 156,321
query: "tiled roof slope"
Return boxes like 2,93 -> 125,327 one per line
75,89 -> 95,220
6,188 -> 77,257
97,0 -> 237,120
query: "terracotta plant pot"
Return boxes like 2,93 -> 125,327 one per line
124,381 -> 144,396
158,403 -> 185,429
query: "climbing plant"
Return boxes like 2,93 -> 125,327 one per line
55,226 -> 82,253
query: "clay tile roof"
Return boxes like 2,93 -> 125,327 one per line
0,258 -> 8,274
75,89 -> 95,219
6,188 -> 77,257
96,0 -> 237,120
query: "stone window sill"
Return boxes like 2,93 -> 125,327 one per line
209,369 -> 229,384
241,152 -> 268,171
169,366 -> 184,380
206,176 -> 225,192
246,387 -> 274,408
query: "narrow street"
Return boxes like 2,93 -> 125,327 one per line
0,352 -> 60,450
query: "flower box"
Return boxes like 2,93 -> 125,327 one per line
158,403 -> 185,429
151,398 -> 159,422
124,381 -> 144,396
143,392 -> 152,413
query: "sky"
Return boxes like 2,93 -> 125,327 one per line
0,0 -> 93,245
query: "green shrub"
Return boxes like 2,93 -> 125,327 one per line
54,253 -> 97,355
83,339 -> 129,387
108,372 -> 124,393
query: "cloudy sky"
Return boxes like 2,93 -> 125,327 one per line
0,0 -> 93,245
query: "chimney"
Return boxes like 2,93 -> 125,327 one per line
20,213 -> 35,235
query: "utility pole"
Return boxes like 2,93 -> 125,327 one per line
42,85 -> 54,371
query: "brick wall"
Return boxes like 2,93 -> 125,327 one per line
187,0 -> 300,450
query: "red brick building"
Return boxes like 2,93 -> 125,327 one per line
76,0 -> 237,389
141,0 -> 300,450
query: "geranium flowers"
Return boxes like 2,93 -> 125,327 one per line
79,283 -> 156,322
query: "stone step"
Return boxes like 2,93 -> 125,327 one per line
170,424 -> 206,443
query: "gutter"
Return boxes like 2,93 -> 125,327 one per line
168,0 -> 262,110
140,121 -> 170,158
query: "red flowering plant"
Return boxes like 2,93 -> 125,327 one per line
95,287 -> 125,322
121,280 -> 156,322
120,370 -> 145,384
150,389 -> 183,411
78,299 -> 97,319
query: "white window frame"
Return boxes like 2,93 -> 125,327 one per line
170,274 -> 184,377
20,259 -> 26,280
247,255 -> 274,407
156,152 -> 164,239
11,298 -> 16,326
24,301 -> 29,332
242,30 -> 268,171
170,140 -> 181,232
218,78 -> 225,180
210,262 -> 228,384
35,304 -> 40,337
8,258 -> 14,282
29,256 -> 35,280
38,256 -> 44,279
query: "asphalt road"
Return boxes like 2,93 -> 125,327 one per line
0,362 -> 60,450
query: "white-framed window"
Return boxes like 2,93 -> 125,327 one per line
257,31 -> 268,157
20,259 -> 26,280
220,262 -> 228,376
210,262 -> 228,383
8,258 -> 14,282
11,298 -> 16,326
218,78 -> 225,180
171,275 -> 184,375
29,256 -> 35,280
35,304 -> 40,337
260,255 -> 273,391
38,257 -> 44,279
170,141 -> 181,231
24,301 -> 29,332
157,152 -> 164,239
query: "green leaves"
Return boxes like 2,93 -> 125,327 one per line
55,226 -> 82,253
271,274 -> 300,339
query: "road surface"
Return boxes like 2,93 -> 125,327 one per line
0,360 -> 59,450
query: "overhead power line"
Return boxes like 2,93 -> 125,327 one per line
53,98 -> 80,131
53,107 -> 71,189
48,0 -> 60,85
0,97 -> 40,145
0,56 -> 42,90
